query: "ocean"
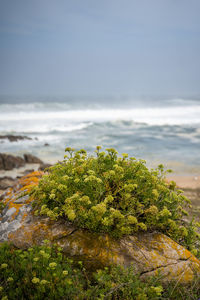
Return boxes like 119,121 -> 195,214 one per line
0,96 -> 200,174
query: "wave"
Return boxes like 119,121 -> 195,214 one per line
0,105 -> 200,126
0,122 -> 93,134
0,101 -> 72,113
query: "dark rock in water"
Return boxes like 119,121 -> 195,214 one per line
39,163 -> 52,171
0,176 -> 16,190
0,135 -> 32,142
0,153 -> 25,170
44,143 -> 50,146
0,153 -> 44,171
0,171 -> 200,284
24,154 -> 43,164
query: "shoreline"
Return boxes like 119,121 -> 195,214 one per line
167,174 -> 200,190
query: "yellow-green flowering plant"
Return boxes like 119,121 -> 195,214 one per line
31,146 -> 199,253
1,242 -> 200,300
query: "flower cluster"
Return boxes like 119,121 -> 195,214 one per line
31,146 -> 200,250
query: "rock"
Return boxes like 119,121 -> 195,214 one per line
24,154 -> 43,164
0,153 -> 25,170
0,176 -> 16,190
38,163 -> 52,171
0,171 -> 200,284
22,169 -> 34,175
0,156 -> 3,170
44,143 -> 50,147
0,153 -> 45,171
0,191 -> 7,200
5,206 -> 17,217
0,135 -> 32,142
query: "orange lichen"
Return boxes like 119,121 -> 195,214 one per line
20,176 -> 40,185
25,171 -> 43,178
4,196 -> 12,205
19,171 -> 42,187
17,172 -> 42,193
2,172 -> 42,221
20,184 -> 36,193
8,202 -> 23,220
8,221 -> 51,247
21,212 -> 28,222
6,218 -> 200,284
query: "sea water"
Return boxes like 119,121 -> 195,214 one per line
0,95 -> 200,174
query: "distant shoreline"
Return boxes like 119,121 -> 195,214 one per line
167,175 -> 200,189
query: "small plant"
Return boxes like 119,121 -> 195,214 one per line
0,242 -> 85,300
31,146 -> 200,254
0,242 -> 200,300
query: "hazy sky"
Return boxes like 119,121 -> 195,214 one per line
0,0 -> 200,96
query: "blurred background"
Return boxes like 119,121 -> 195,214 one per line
0,0 -> 200,176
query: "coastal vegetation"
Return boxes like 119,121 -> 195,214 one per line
1,146 -> 200,299
1,242 -> 200,300
32,146 -> 200,255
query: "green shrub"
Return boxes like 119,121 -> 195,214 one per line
31,147 -> 200,253
0,242 -> 86,300
0,243 -> 200,300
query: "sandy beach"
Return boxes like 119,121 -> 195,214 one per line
167,175 -> 200,189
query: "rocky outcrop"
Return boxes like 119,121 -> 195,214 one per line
0,171 -> 200,284
0,153 -> 25,170
0,176 -> 16,190
0,135 -> 32,142
38,163 -> 52,171
23,154 -> 43,164
0,153 -> 51,192
0,153 -> 47,171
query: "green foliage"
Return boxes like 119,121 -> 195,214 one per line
31,146 -> 199,252
0,243 -> 200,300
0,201 -> 5,213
0,242 -> 85,300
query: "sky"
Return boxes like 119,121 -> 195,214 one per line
0,0 -> 200,96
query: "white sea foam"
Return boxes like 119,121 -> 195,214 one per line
0,121 -> 92,134
0,105 -> 200,127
